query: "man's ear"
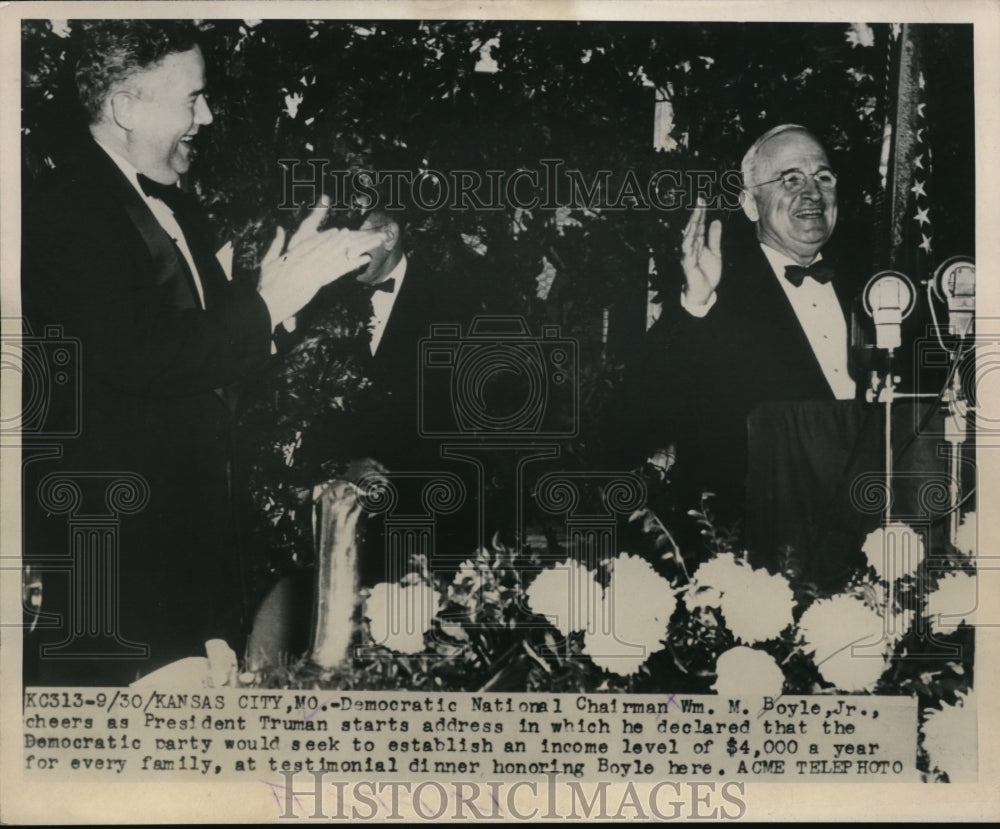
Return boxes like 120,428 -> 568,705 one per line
739,188 -> 760,223
382,220 -> 401,251
109,91 -> 137,131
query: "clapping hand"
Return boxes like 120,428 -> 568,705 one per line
680,197 -> 723,307
258,199 -> 383,328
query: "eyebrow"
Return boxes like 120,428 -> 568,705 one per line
777,165 -> 834,176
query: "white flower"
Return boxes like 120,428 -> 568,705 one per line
583,594 -> 668,676
364,582 -> 438,654
685,553 -> 794,643
886,608 -> 916,652
797,595 -> 890,692
684,553 -> 748,610
719,567 -> 795,644
451,556 -> 489,593
954,511 -> 977,555
526,560 -> 602,636
713,647 -> 785,698
861,523 -> 925,581
865,582 -> 915,652
584,554 -> 676,676
926,571 -> 979,630
583,633 -> 658,675
605,553 -> 677,628
922,689 -> 977,782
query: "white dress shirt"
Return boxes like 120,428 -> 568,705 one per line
368,255 -> 408,355
681,243 -> 855,400
95,140 -> 206,308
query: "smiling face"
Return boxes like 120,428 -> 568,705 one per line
741,130 -> 837,265
123,47 -> 213,184
354,213 -> 402,285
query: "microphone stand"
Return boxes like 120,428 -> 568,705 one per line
865,351 -> 939,526
865,351 -> 938,605
943,358 -> 970,548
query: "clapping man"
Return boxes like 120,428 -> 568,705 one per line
22,20 -> 378,684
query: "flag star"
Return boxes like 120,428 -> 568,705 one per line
919,233 -> 933,253
916,128 -> 925,142
918,72 -> 926,89
913,206 -> 931,226
911,179 -> 927,198
914,153 -> 924,170
917,102 -> 926,118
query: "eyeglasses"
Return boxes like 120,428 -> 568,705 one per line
749,169 -> 838,193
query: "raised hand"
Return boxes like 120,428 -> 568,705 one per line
258,199 -> 383,328
680,197 -> 723,306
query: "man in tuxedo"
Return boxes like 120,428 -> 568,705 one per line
348,207 -> 478,582
642,124 -> 862,536
351,208 -> 473,467
22,20 -> 375,685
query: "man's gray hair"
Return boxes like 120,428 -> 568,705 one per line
75,20 -> 201,123
740,124 -> 819,188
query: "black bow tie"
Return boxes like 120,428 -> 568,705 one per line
137,173 -> 186,212
367,278 -> 396,294
784,261 -> 834,287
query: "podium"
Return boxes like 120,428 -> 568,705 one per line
745,400 -> 961,589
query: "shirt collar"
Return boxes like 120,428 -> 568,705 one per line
93,138 -> 153,202
759,243 -> 824,280
371,254 -> 407,292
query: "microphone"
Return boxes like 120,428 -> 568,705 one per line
862,270 -> 916,352
932,256 -> 975,339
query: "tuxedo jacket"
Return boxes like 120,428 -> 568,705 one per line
274,258 -> 475,587
21,139 -> 272,683
298,256 -> 474,473
640,240 -> 864,519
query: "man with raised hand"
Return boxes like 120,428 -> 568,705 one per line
642,124 -> 860,531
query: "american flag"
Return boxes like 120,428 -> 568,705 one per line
881,24 -> 937,285
908,70 -> 934,283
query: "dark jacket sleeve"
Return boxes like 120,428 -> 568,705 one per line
632,289 -> 727,457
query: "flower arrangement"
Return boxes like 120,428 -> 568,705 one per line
157,482 -> 975,784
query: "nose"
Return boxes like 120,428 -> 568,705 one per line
800,173 -> 822,198
195,93 -> 213,126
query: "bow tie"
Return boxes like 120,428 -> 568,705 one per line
367,278 -> 396,294
137,173 -> 186,211
784,261 -> 834,287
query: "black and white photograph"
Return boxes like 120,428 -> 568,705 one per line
2,1 -> 997,823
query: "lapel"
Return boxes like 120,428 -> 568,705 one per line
86,141 -> 232,310
373,260 -> 426,371
85,142 -> 201,310
82,142 -> 237,408
824,250 -> 855,321
731,243 -> 840,399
